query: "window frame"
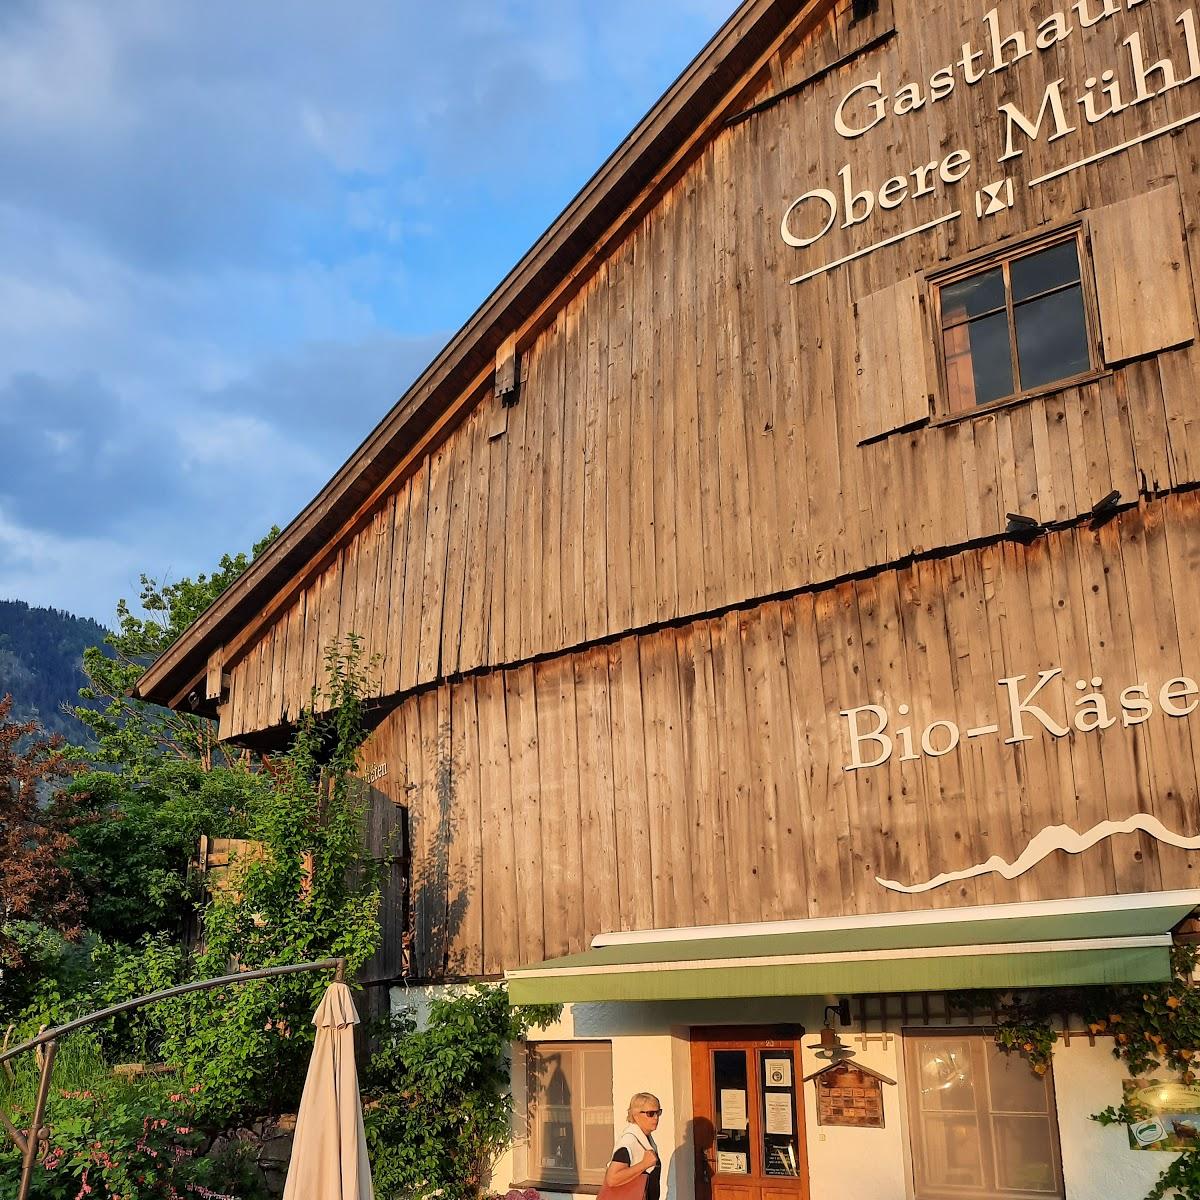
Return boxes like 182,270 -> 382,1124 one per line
524,1039 -> 615,1191
901,1028 -> 1066,1200
928,224 -> 1104,422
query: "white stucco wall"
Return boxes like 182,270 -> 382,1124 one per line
802,1034 -> 909,1200
1053,1038 -> 1180,1200
390,987 -> 1177,1200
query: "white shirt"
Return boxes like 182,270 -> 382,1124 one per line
614,1122 -> 659,1177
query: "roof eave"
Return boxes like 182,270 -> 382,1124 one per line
134,0 -> 811,710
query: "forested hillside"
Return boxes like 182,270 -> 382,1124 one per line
0,598 -> 110,741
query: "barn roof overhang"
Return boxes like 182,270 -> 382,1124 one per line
134,0 -> 825,713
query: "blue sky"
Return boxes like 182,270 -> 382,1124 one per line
0,0 -> 731,623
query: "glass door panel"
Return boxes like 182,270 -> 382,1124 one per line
714,1050 -> 751,1176
759,1050 -> 799,1178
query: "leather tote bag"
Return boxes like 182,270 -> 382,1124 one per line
597,1173 -> 647,1200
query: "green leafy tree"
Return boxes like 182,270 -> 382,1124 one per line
162,638 -> 383,1125
74,529 -> 278,774
363,986 -> 560,1200
57,763 -> 262,944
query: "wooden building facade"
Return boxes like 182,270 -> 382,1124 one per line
140,1 -> 1200,1196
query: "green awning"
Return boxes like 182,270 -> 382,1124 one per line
506,892 -> 1197,1005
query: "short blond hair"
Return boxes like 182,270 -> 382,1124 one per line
627,1092 -> 661,1119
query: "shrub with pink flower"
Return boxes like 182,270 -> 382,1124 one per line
0,1081 -> 266,1200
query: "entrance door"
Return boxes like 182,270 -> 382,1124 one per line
690,1028 -> 809,1200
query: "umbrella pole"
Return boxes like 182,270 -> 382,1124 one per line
17,1037 -> 56,1200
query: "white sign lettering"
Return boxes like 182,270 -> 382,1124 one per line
841,667 -> 1200,771
782,0 -> 1200,282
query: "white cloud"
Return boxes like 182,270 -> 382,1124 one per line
0,0 -> 730,620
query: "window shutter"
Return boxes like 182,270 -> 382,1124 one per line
853,275 -> 931,443
1090,183 -> 1197,365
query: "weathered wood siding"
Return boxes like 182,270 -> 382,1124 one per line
358,491 -> 1200,977
218,0 -> 1200,738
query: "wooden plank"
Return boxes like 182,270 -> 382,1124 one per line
481,415 -> 511,669
506,664 -> 545,964
853,277 -> 931,443
733,116 -> 781,597
640,629 -> 694,929
282,593 -> 305,725
676,622 -> 730,926
536,316 -> 566,656
710,610 -> 764,923
447,678 -> 484,976
336,537 -> 361,656
513,337 -> 547,662
778,597 -> 829,916
1091,184 -> 1197,365
650,202 -> 681,625
368,499 -> 397,687
711,138 -> 756,603
351,511 -> 378,661
670,176 -> 706,616
579,266 -> 611,645
693,146 -> 727,612
476,670 -> 519,975
381,484 -> 413,697
606,638 -> 654,931
559,310 -> 587,652
628,225 -> 658,630
439,417 -> 478,678
534,656 -> 581,957
416,444 -> 454,684
452,414 -> 492,676
604,248 -> 635,635
398,461 -> 431,694
403,697 -> 435,978
573,647 -> 622,939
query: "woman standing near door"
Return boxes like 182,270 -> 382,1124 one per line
602,1093 -> 662,1200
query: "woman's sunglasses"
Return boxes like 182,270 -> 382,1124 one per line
640,1109 -> 663,1117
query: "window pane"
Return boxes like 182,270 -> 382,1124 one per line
1011,240 -> 1081,302
913,1039 -> 977,1112
944,311 -> 1013,409
921,1114 -> 985,1190
942,268 -> 1006,326
1015,286 -> 1090,390
992,1115 -> 1059,1192
584,1113 -> 615,1175
987,1044 -> 1051,1114
713,1050 -> 751,1175
583,1047 -> 613,1108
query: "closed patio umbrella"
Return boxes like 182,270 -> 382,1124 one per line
282,981 -> 374,1200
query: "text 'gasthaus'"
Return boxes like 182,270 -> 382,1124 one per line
841,667 -> 1199,771
780,0 -> 1200,261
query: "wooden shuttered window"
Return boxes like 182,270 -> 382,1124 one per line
853,275 -> 933,443
1090,183 -> 1197,365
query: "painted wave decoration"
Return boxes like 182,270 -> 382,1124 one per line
875,815 -> 1200,894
